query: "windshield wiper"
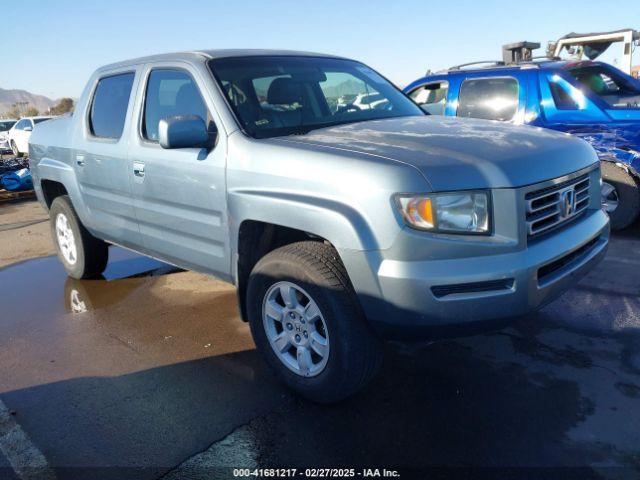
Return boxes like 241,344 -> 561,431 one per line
289,118 -> 374,136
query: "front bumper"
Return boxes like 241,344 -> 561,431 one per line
344,208 -> 609,339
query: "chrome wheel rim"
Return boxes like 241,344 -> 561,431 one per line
55,213 -> 77,265
262,281 -> 329,377
601,181 -> 619,213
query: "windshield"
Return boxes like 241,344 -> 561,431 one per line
209,56 -> 424,138
0,121 -> 16,132
568,65 -> 640,109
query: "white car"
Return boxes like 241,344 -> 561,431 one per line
8,116 -> 53,157
0,119 -> 17,152
335,92 -> 391,113
352,92 -> 390,111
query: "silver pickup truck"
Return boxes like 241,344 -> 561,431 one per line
29,50 -> 609,402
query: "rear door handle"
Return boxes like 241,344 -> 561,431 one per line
133,161 -> 145,177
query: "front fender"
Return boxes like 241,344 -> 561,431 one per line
228,188 -> 391,322
228,188 -> 383,254
569,129 -> 640,178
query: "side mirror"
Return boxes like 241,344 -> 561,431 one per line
24,126 -> 33,132
159,115 -> 209,149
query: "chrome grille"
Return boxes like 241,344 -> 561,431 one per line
525,174 -> 590,237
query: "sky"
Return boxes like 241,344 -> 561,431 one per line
2,0 -> 640,100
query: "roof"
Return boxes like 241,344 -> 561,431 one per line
98,49 -> 348,72
19,116 -> 53,120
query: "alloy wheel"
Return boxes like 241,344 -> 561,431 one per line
601,181 -> 619,213
262,281 -> 330,377
55,213 -> 78,265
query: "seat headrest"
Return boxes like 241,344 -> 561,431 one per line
175,83 -> 205,117
267,77 -> 302,105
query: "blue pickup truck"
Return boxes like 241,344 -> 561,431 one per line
405,59 -> 640,229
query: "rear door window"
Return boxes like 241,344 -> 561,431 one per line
409,81 -> 449,115
457,77 -> 519,121
89,72 -> 135,139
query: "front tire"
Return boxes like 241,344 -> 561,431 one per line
49,195 -> 109,279
246,241 -> 382,403
601,162 -> 640,230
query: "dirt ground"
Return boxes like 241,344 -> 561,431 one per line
0,199 -> 54,268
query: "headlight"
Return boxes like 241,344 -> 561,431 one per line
396,191 -> 491,234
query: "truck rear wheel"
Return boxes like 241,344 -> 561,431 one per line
246,241 -> 382,403
601,162 -> 640,230
49,195 -> 109,279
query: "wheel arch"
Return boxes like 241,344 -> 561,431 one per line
40,179 -> 69,208
229,190 -> 386,322
234,220 -> 336,322
33,158 -> 91,223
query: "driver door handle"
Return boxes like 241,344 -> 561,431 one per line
133,161 -> 145,177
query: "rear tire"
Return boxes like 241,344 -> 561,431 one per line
49,195 -> 109,279
601,162 -> 640,230
246,241 -> 382,403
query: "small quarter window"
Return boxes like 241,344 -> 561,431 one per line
549,81 -> 579,110
143,69 -> 210,142
89,73 -> 135,139
457,77 -> 519,121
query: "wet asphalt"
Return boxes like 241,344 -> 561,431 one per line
0,227 -> 639,480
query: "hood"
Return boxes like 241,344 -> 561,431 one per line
271,116 -> 598,190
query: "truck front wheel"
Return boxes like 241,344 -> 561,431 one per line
601,162 -> 640,230
49,195 -> 109,279
246,241 -> 382,403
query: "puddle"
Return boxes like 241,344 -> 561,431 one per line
0,248 -> 168,319
0,247 -> 253,392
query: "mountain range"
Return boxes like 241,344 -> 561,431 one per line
0,87 -> 57,117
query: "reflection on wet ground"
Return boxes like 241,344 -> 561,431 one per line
0,232 -> 639,479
